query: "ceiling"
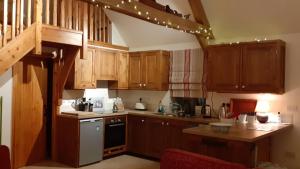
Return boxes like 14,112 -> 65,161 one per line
202,0 -> 300,40
106,0 -> 300,48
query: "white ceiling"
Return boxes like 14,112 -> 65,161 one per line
106,0 -> 300,48
202,0 -> 300,40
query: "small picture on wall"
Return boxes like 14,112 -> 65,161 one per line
0,96 -> 2,144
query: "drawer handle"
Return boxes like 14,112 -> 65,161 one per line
141,119 -> 145,123
242,85 -> 246,89
162,122 -> 165,126
139,84 -> 142,87
235,85 -> 239,89
143,84 -> 146,87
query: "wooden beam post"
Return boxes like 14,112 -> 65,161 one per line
82,2 -> 88,59
51,46 -> 80,161
34,0 -> 42,54
188,0 -> 214,49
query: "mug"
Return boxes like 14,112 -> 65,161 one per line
238,114 -> 247,123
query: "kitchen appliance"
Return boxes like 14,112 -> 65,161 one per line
135,98 -> 147,110
172,97 -> 200,117
79,118 -> 104,166
104,116 -> 126,149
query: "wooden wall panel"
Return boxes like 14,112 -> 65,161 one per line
12,56 -> 48,169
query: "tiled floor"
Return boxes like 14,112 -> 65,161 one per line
21,155 -> 160,169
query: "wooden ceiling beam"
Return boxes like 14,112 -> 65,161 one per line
90,0 -> 213,39
188,0 -> 214,49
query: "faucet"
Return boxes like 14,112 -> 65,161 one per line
170,102 -> 183,113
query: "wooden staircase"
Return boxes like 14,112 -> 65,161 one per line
0,0 -> 42,75
0,23 -> 36,75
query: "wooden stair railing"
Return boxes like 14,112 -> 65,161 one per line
0,23 -> 36,75
0,0 -> 42,75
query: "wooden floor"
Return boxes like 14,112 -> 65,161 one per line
21,155 -> 160,169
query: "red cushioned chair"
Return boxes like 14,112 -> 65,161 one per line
161,149 -> 248,169
0,145 -> 11,169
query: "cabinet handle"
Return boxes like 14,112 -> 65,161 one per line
139,83 -> 142,87
141,119 -> 144,123
161,122 -> 165,126
235,85 -> 239,89
166,122 -> 169,126
143,84 -> 146,87
242,85 -> 246,89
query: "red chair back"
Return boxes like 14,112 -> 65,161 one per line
0,145 -> 11,169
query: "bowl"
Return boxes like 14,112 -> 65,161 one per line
209,122 -> 232,133
257,115 -> 268,123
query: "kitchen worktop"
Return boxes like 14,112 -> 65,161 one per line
183,122 -> 293,142
60,109 -> 219,124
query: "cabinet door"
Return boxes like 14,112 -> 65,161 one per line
165,120 -> 189,150
128,53 -> 143,89
127,115 -> 148,155
109,52 -> 129,89
146,117 -> 166,158
142,52 -> 159,90
241,42 -> 284,93
206,45 -> 241,91
74,49 -> 96,89
94,49 -> 117,80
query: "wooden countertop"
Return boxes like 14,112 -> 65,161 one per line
59,110 -> 219,124
59,111 -> 128,120
183,123 -> 293,142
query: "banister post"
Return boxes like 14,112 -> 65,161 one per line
34,0 -> 42,54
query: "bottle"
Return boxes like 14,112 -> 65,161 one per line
112,101 -> 118,113
219,103 -> 226,119
277,112 -> 282,123
158,100 -> 165,113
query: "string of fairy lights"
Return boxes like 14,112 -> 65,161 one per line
89,0 -> 214,39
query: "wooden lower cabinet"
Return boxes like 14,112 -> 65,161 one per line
127,115 -> 198,158
181,133 -> 269,168
127,115 -> 149,155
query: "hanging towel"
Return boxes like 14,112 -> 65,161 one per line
169,48 -> 204,97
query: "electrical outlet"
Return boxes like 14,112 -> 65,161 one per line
285,151 -> 296,159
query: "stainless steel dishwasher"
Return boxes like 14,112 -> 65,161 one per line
79,118 -> 104,166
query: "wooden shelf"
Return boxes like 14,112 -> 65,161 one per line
95,0 -> 213,38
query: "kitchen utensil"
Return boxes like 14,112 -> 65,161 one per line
238,114 -> 247,123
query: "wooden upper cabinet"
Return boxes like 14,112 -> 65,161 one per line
94,49 -> 117,80
241,42 -> 285,93
108,52 -> 129,89
205,40 -> 285,94
128,52 -> 143,89
65,48 -> 96,89
143,51 -> 159,90
206,45 -> 241,91
129,50 -> 170,91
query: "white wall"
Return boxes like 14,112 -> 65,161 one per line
0,69 -> 13,149
207,33 -> 300,169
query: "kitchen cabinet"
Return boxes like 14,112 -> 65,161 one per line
65,48 -> 96,89
127,115 -> 198,158
206,40 -> 285,93
127,115 -> 149,155
182,133 -> 267,168
94,49 -> 117,80
128,50 -> 170,91
108,52 -> 129,89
